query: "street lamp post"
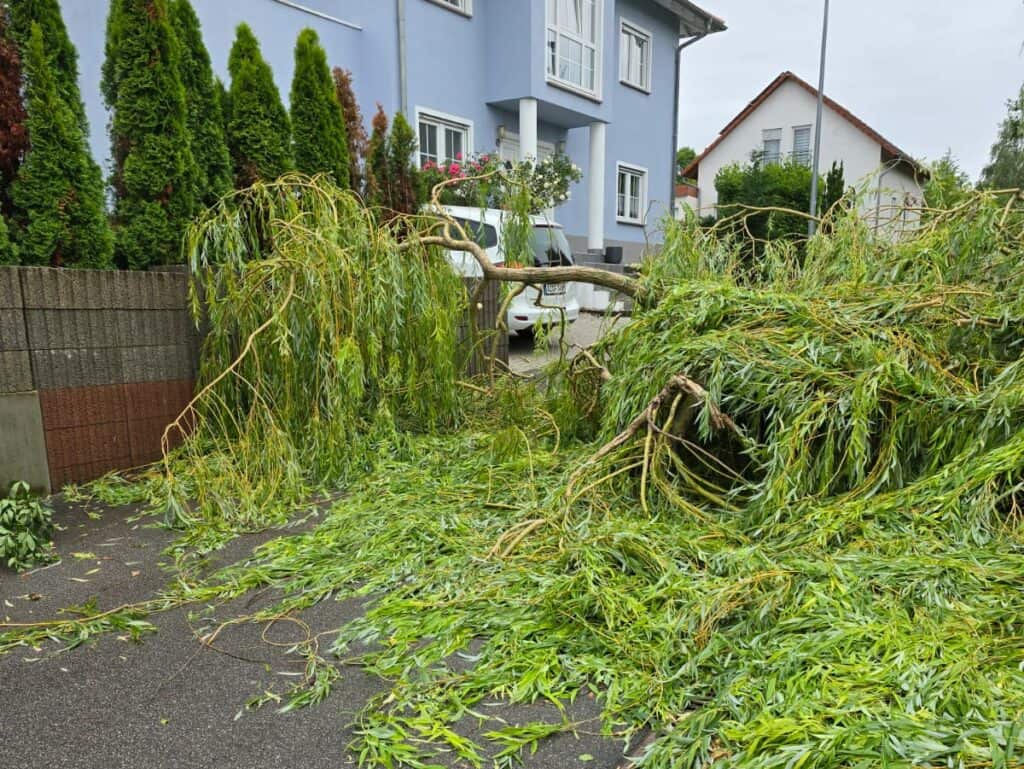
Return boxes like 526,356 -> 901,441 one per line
808,0 -> 830,236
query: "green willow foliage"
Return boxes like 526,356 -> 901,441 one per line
8,0 -> 89,134
103,0 -> 198,269
290,28 -> 349,188
14,189 -> 1024,769
226,24 -> 292,188
166,175 -> 466,528
14,24 -> 112,268
171,0 -> 231,209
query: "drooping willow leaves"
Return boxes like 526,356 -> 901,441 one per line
164,174 -> 468,529
9,186 -> 1024,769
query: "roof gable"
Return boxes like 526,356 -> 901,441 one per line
682,71 -> 927,179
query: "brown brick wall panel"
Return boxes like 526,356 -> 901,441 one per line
38,384 -> 128,431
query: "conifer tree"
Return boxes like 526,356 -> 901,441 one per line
8,0 -> 89,133
226,24 -> 291,188
171,0 -> 231,208
0,213 -> 17,265
387,113 -> 419,215
290,29 -> 348,188
364,104 -> 389,207
215,76 -> 230,137
332,67 -> 366,193
103,0 -> 198,269
0,6 -> 28,220
14,24 -> 112,268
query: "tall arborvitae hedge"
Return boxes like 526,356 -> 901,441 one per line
103,0 -> 198,269
333,67 -> 367,193
14,24 -> 112,268
227,24 -> 291,188
290,28 -> 348,188
171,0 -> 231,209
0,214 -> 15,264
0,6 -> 28,221
8,0 -> 89,133
388,113 -> 419,215
364,105 -> 388,206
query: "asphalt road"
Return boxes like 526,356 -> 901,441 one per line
0,497 -> 634,769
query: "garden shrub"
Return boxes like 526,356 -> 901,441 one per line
0,480 -> 54,571
291,29 -> 349,188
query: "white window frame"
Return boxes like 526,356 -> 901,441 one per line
545,0 -> 603,101
619,19 -> 652,93
415,107 -> 474,168
616,162 -> 648,225
761,128 -> 782,165
425,0 -> 472,16
792,124 -> 812,166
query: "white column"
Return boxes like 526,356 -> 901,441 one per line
519,98 -> 538,162
587,121 -> 606,252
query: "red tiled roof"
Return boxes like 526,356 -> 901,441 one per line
681,71 -> 928,180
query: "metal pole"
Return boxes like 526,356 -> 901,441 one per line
807,0 -> 830,236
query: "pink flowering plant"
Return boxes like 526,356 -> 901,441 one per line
419,151 -> 582,213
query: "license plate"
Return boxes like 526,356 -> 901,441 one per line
543,283 -> 566,296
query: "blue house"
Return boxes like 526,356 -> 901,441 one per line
61,0 -> 724,261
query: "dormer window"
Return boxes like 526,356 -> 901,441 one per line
546,0 -> 602,98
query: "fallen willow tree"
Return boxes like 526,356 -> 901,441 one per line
6,179 -> 1024,767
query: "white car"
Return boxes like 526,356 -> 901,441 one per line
439,206 -> 580,334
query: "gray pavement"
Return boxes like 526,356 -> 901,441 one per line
508,311 -> 627,376
0,498 -> 632,769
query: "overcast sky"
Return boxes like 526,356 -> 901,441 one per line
677,1 -> 1024,180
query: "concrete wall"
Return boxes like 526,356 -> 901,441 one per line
0,268 -> 200,492
693,79 -> 925,231
0,266 -> 506,492
60,0 -> 684,258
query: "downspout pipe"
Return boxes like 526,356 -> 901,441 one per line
670,32 -> 707,215
397,0 -> 408,116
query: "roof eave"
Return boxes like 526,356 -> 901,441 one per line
650,0 -> 727,37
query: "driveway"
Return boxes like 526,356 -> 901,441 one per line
0,497 -> 635,769
508,311 -> 627,376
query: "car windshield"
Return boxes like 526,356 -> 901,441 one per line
530,226 -> 574,267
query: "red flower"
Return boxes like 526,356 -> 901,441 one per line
455,152 -> 463,160
448,163 -> 462,176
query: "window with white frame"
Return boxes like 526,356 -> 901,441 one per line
616,163 -> 647,224
761,128 -> 782,165
792,125 -> 811,165
417,110 -> 471,168
428,0 -> 471,14
546,0 -> 602,97
619,20 -> 651,92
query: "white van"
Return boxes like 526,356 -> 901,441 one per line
440,206 -> 580,334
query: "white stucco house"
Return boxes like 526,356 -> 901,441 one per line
681,71 -> 928,231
